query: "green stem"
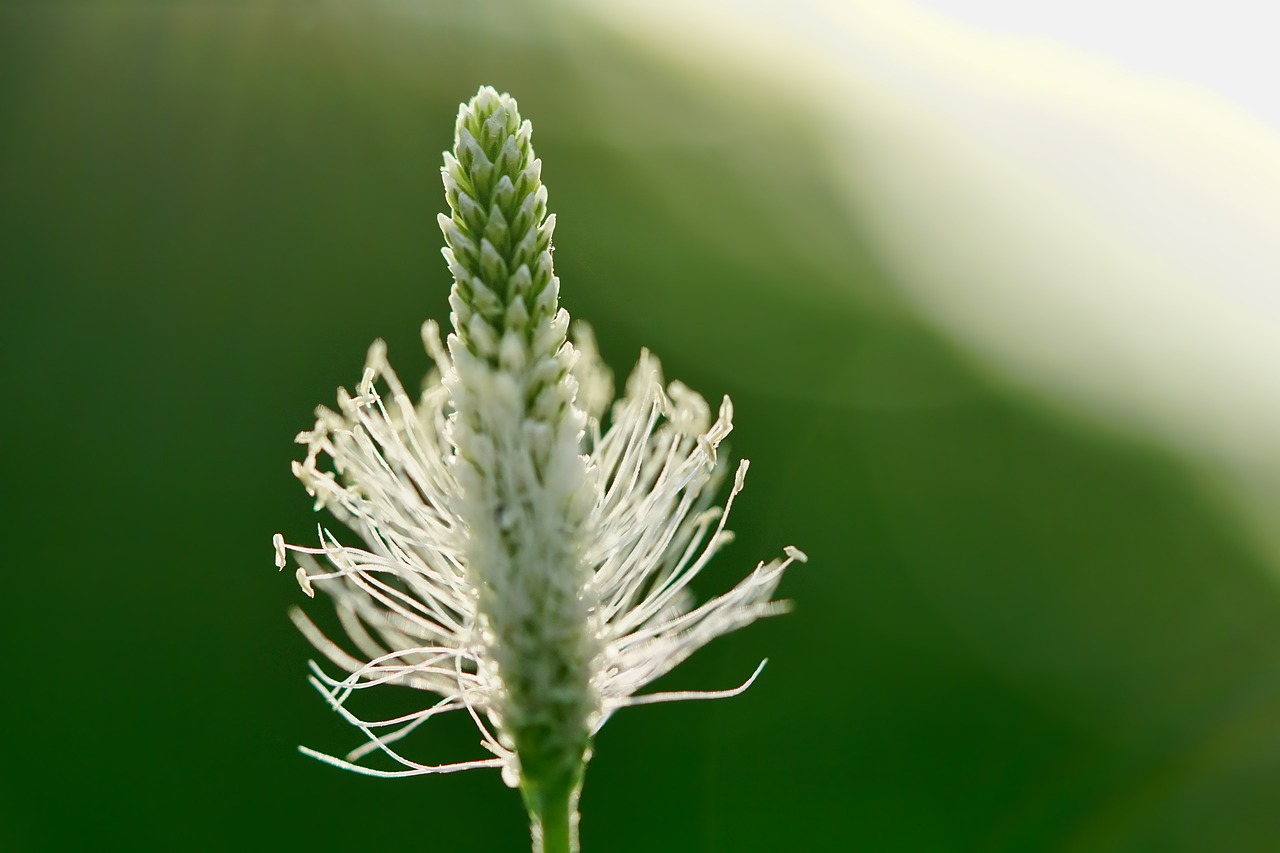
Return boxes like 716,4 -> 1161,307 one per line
525,780 -> 580,853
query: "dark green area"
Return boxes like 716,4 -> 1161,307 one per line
3,2 -> 1278,850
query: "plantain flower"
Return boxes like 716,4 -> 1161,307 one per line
273,86 -> 805,851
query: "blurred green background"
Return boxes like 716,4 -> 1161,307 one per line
4,1 -> 1280,850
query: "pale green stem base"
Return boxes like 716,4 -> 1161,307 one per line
525,781 -> 581,853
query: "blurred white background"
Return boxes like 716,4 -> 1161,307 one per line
915,0 -> 1280,130
574,0 -> 1280,569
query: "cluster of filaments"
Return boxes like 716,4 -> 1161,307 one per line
276,87 -> 806,783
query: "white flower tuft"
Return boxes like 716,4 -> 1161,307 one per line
275,88 -> 805,805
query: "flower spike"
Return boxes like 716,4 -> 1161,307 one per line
275,86 -> 805,853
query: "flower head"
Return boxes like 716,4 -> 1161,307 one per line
275,86 -> 805,821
